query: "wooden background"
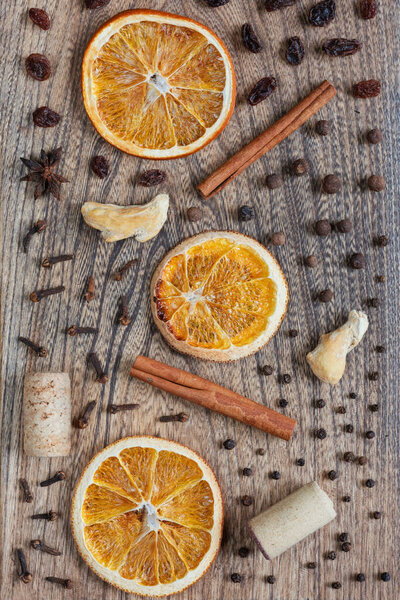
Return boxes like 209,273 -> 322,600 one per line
1,1 -> 399,599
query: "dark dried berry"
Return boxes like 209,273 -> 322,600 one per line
368,371 -> 379,381
238,205 -> 254,222
323,38 -> 361,57
353,79 -> 381,98
265,0 -> 295,10
380,572 -> 390,582
248,77 -> 277,106
270,470 -> 281,480
266,173 -> 283,189
242,467 -> 252,476
368,174 -> 385,191
187,206 -> 203,222
336,406 -> 346,414
360,0 -> 377,19
279,398 -> 288,408
327,470 -> 337,480
315,219 -> 331,236
368,297 -> 380,308
241,24 -> 263,53
305,255 -> 318,267
322,174 -> 341,193
307,562 -> 317,569
223,439 -> 236,450
367,128 -> 382,144
338,533 -> 348,543
281,373 -> 292,384
343,495 -> 351,502
318,289 -> 333,303
343,451 -> 355,462
316,119 -> 331,136
33,107 -> 61,128
25,53 -> 51,81
327,551 -> 336,560
285,37 -> 305,65
91,155 -> 109,179
266,575 -> 276,584
29,8 -> 51,30
231,572 -> 242,583
376,275 -> 385,283
261,365 -> 273,376
341,542 -> 352,552
138,169 -> 167,187
375,235 -> 388,247
336,218 -> 352,233
365,430 -> 375,439
309,0 -> 336,27
315,399 -> 326,408
369,403 -> 379,412
358,456 -> 367,465
288,329 -> 298,337
242,495 -> 253,506
356,573 -> 366,582
365,479 -> 375,488
376,344 -> 385,352
348,253 -> 366,269
256,447 -> 266,456
372,511 -> 381,519
345,424 -> 354,433
85,0 -> 111,8
238,546 -> 250,557
349,392 -> 357,399
291,158 -> 309,176
270,232 -> 285,246
332,582 -> 342,589
296,458 -> 305,466
316,428 -> 327,439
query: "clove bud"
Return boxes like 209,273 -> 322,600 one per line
19,478 -> 33,503
30,286 -> 65,303
23,219 -> 47,252
75,401 -> 96,429
31,510 -> 58,521
16,549 -> 32,584
31,539 -> 62,556
115,258 -> 137,281
45,576 -> 72,589
42,254 -> 74,268
84,276 -> 95,303
109,403 -> 139,414
159,412 -> 189,423
40,470 -> 66,487
18,336 -> 47,357
88,352 -> 107,384
67,325 -> 98,336
118,295 -> 131,326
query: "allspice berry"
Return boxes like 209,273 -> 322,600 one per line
322,174 -> 342,194
291,158 -> 310,176
318,289 -> 333,303
305,255 -> 318,267
366,128 -> 383,144
375,235 -> 389,247
316,119 -> 331,136
270,231 -> 286,246
266,173 -> 283,189
315,219 -> 331,236
349,253 -> 366,270
368,175 -> 385,192
187,206 -> 203,222
336,218 -> 352,233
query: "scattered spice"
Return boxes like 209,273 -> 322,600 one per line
348,253 -> 366,269
32,510 -> 58,521
336,406 -> 346,414
238,205 -> 254,221
67,325 -> 98,336
360,0 -> 378,19
241,23 -> 263,53
307,562 -> 317,569
279,398 -> 288,408
85,0 -> 111,8
368,297 -> 380,308
28,8 -> 51,30
315,119 -> 331,136
114,258 -> 137,281
376,344 -> 385,353
367,128 -> 383,144
238,546 -> 250,557
332,581 -> 342,589
22,219 -> 47,252
305,255 -> 318,267
20,478 -> 33,503
91,155 -> 109,179
84,276 -> 95,302
358,456 -> 367,465
270,231 -> 286,246
365,430 -> 375,439
322,38 -> 361,56
241,495 -> 253,506
343,451 -> 355,463
223,439 -> 236,450
31,540 -> 61,556
159,412 -> 189,423
369,403 -> 379,412
336,218 -> 352,233
16,549 -> 32,584
353,79 -> 381,98
322,174 -> 341,194
328,470 -> 337,480
266,575 -> 276,584
118,295 -> 131,326
42,254 -> 74,268
368,174 -> 385,191
365,478 -> 375,488
76,401 -> 97,429
231,573 -> 242,583
327,551 -> 336,560
45,577 -> 72,589
33,107 -> 61,128
248,77 -> 277,105
308,0 -> 336,27
315,399 -> 326,408
109,403 -> 139,414
270,470 -> 281,480
20,148 -> 68,200
18,336 -> 47,357
356,573 -> 366,582
40,471 -> 66,487
349,392 -> 357,399
372,511 -> 381,519
25,53 -> 51,81
345,424 -> 354,433
315,219 -> 331,236
318,289 -> 333,303
266,173 -> 283,189
137,169 -> 167,187
265,0 -> 295,10
204,0 -> 230,5
296,458 -> 305,466
256,447 -> 266,456
368,371 -> 379,381
291,158 -> 309,176
261,364 -> 273,376
376,275 -> 385,283
285,37 -> 305,65
88,352 -> 107,383
30,286 -> 65,303
341,542 -> 352,552
375,235 -> 388,247
380,572 -> 390,582
281,373 -> 292,384
242,467 -> 252,476
187,206 -> 203,222
315,428 -> 327,439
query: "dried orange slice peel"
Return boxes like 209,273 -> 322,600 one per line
82,10 -> 236,158
71,436 -> 223,596
151,231 -> 289,361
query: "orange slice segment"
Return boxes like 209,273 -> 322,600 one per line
207,303 -> 269,346
157,529 -> 187,583
93,456 -> 142,503
204,245 -> 271,294
154,279 -> 182,299
82,484 -> 138,525
159,480 -> 214,529
160,254 -> 189,292
161,521 -> 211,570
165,94 -> 206,147
168,44 -> 226,91
186,301 -> 230,349
119,531 -> 158,585
171,88 -> 224,128
156,297 -> 188,322
119,447 -> 158,501
133,95 -> 176,150
119,22 -> 160,71
151,450 -> 203,507
206,278 -> 277,314
186,238 -> 235,289
84,511 -> 144,569
166,303 -> 189,341
157,24 -> 208,78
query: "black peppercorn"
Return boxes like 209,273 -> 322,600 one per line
270,470 -> 281,480
343,451 -> 355,462
296,458 -> 305,466
281,373 -> 292,384
223,439 -> 236,450
307,562 -> 316,569
231,572 -> 242,583
365,430 -> 375,439
336,406 -> 346,414
327,551 -> 336,560
343,495 -> 351,502
238,205 -> 254,222
279,398 -> 288,408
318,289 -> 333,303
345,424 -> 354,433
332,581 -> 342,589
365,479 -> 375,488
242,467 -> 252,477
291,158 -> 309,176
316,119 -> 331,136
380,572 -> 390,582
358,456 -> 367,465
328,470 -> 337,480
261,365 -> 273,376
372,511 -> 381,519
377,275 -> 385,283
315,399 -> 326,408
266,575 -> 276,584
338,532 -> 348,542
369,297 -> 380,308
349,253 -> 366,269
349,392 -> 357,399
288,329 -> 298,337
366,128 -> 382,144
368,371 -> 379,381
375,234 -> 389,247
266,173 -> 283,189
369,403 -> 379,412
356,573 -> 366,582
257,448 -> 266,456
238,546 -> 250,557
315,219 -> 332,236
336,218 -> 352,233
316,428 -> 327,440
341,542 -> 352,552
242,495 -> 253,506
376,345 -> 385,353
305,255 -> 318,267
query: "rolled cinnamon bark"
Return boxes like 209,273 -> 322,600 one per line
248,482 -> 336,560
23,373 -> 72,457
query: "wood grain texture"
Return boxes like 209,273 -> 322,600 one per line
1,1 -> 399,599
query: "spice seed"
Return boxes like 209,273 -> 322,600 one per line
343,452 -> 355,462
327,470 -> 337,480
242,467 -> 252,477
261,365 -> 273,376
372,511 -> 381,519
315,428 -> 327,440
241,495 -> 253,506
307,562 -> 316,569
238,546 -> 250,557
223,439 -> 236,450
278,398 -> 288,408
380,572 -> 390,582
270,470 -> 280,480
356,573 -> 366,582
266,575 -> 276,584
231,572 -> 242,583
343,495 -> 351,502
365,479 -> 375,488
315,399 -> 326,408
327,551 -> 336,560
332,582 -> 342,589
296,458 -> 305,466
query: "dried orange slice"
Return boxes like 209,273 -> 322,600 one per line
151,232 -> 289,361
71,436 -> 223,596
82,10 -> 235,158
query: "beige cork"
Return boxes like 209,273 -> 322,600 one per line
23,372 -> 71,457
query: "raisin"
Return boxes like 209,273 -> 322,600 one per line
25,53 -> 51,81
204,0 -> 230,6
308,0 -> 336,27
248,77 -> 277,106
85,0 -> 111,8
241,24 -> 263,53
91,155 -> 109,179
323,38 -> 361,57
265,0 -> 296,11
32,107 -> 61,127
28,8 -> 51,30
138,169 -> 167,187
285,37 -> 305,65
360,0 -> 377,19
353,79 -> 381,98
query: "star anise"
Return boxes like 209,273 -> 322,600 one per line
20,148 -> 69,200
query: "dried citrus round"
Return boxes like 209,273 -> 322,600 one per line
151,231 -> 289,361
71,436 -> 223,596
82,10 -> 236,158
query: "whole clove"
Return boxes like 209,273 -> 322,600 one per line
76,401 -> 96,429
118,295 -> 131,326
67,325 -> 98,336
40,470 -> 66,487
114,258 -> 138,281
23,219 -> 47,252
19,478 -> 33,503
42,254 -> 74,268
84,276 -> 95,302
159,412 -> 189,423
31,510 -> 58,521
18,336 -> 47,357
16,549 -> 32,583
88,352 -> 107,383
30,286 -> 65,303
109,403 -> 139,414
31,539 -> 62,556
45,576 -> 72,589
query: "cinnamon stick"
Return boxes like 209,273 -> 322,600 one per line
130,355 -> 296,441
197,80 -> 336,199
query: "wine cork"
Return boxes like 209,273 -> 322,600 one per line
248,481 -> 336,560
23,372 -> 72,457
